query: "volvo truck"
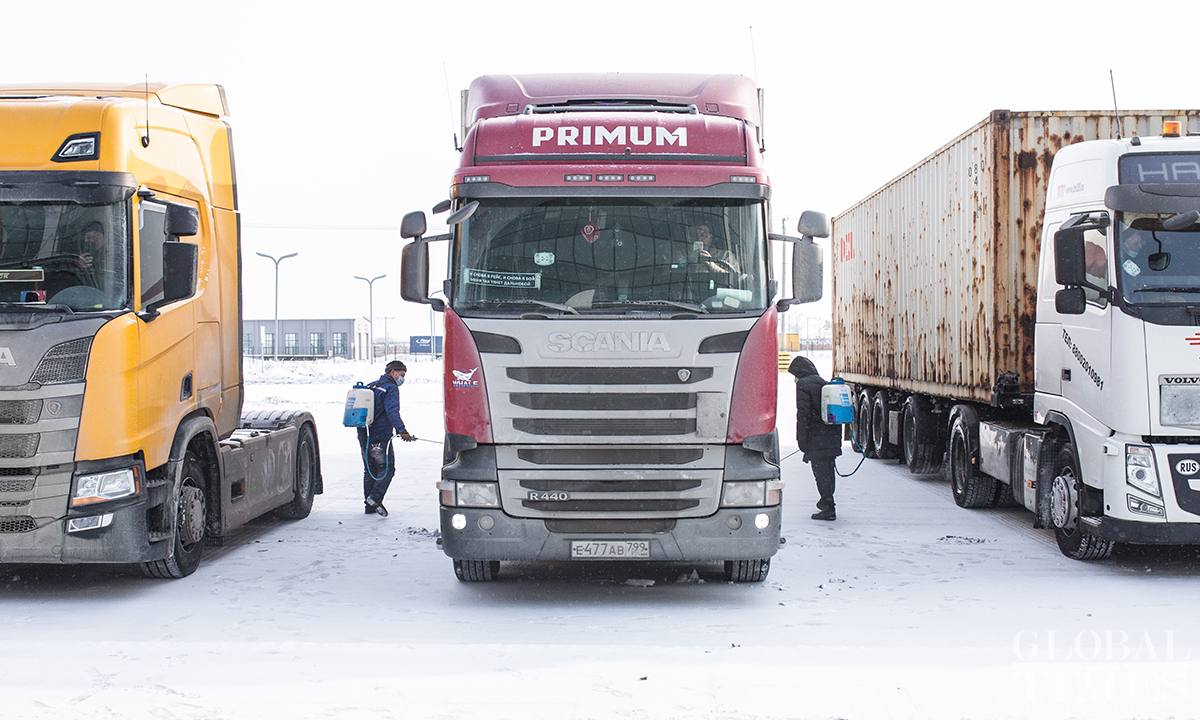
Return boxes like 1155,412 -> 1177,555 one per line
832,110 -> 1200,560
0,83 -> 322,577
400,74 -> 827,582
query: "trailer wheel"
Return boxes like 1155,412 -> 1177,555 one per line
454,559 -> 500,582
1050,443 -> 1115,561
948,410 -> 996,508
902,396 -> 940,474
871,392 -> 898,460
141,452 -> 207,579
277,423 -> 317,520
724,558 -> 770,583
857,391 -> 878,459
993,480 -> 1021,507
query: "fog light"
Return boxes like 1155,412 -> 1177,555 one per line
754,513 -> 770,529
66,513 -> 113,533
1127,494 -> 1166,518
726,515 -> 742,530
451,513 -> 467,530
477,515 -> 495,531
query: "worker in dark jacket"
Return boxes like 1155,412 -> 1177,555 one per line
789,355 -> 843,521
357,360 -> 415,517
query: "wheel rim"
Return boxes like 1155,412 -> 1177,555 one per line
872,400 -> 886,450
858,398 -> 871,447
903,407 -> 916,464
1051,463 -> 1080,534
951,430 -> 968,495
297,437 -> 313,498
178,477 -> 206,549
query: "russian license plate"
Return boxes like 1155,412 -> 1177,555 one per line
570,540 -> 651,559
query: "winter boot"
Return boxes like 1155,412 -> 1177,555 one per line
811,508 -> 836,521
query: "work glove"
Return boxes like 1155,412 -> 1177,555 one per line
399,432 -> 416,442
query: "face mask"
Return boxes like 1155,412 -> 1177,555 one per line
395,377 -> 405,386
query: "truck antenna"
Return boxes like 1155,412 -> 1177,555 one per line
1109,69 -> 1122,140
442,63 -> 461,152
141,74 -> 151,148
748,26 -> 760,82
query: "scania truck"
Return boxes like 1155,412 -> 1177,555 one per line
0,82 -> 321,577
832,110 -> 1200,560
400,74 -> 827,582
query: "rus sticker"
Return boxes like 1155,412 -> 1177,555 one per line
534,252 -> 555,267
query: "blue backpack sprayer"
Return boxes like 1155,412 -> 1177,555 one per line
343,381 -> 392,482
780,377 -> 866,477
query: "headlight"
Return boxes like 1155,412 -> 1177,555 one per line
721,481 -> 766,507
72,467 -> 139,507
1125,445 -> 1162,498
455,482 -> 500,508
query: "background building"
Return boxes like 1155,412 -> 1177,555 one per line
243,318 -> 370,360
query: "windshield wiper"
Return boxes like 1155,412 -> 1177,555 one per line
467,299 -> 579,315
1133,287 -> 1200,294
591,299 -> 709,314
0,302 -> 74,314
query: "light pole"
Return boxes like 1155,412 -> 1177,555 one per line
256,251 -> 297,360
354,274 -> 387,364
379,316 -> 395,360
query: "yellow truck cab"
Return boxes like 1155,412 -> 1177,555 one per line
0,83 -> 321,577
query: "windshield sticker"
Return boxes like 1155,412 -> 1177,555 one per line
463,269 -> 542,289
534,252 -> 555,267
0,269 -> 45,283
1123,259 -> 1142,277
581,223 -> 600,243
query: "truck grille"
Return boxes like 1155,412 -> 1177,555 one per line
0,434 -> 39,458
510,392 -> 696,411
513,418 -> 696,436
498,466 -> 722,519
0,516 -> 36,533
0,477 -> 35,493
520,478 -> 702,492
517,447 -> 704,465
522,498 -> 700,512
30,338 -> 92,385
0,400 -> 42,424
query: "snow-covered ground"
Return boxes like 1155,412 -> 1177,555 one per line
4,355 -> 1200,719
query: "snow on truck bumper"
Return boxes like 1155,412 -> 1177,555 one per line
439,506 -> 782,562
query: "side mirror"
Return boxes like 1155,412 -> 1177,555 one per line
797,210 -> 831,239
401,239 -> 445,311
432,199 -> 453,214
161,242 -> 198,305
165,204 -> 199,237
791,238 -> 824,304
1055,287 -> 1086,315
1053,226 -> 1088,287
401,211 -> 427,240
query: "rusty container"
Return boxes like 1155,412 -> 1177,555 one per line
831,109 -> 1200,404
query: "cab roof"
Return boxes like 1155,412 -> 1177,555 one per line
0,82 -> 228,117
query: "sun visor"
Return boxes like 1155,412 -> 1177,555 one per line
1105,183 -> 1200,214
0,171 -> 137,205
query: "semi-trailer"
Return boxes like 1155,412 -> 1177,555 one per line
833,109 -> 1200,559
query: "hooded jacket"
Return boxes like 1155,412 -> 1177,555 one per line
788,355 -> 843,461
366,374 -> 407,444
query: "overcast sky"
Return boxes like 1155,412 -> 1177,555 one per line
10,0 -> 1199,340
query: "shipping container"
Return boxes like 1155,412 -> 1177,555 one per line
832,109 -> 1200,404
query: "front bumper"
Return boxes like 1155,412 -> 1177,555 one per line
1090,516 -> 1200,545
0,495 -> 168,565
439,505 -> 782,562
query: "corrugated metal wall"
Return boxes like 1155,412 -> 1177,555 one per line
832,110 -> 1200,404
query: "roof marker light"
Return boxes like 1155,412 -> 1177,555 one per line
1163,121 -> 1183,138
52,132 -> 100,162
730,175 -> 757,183
462,175 -> 491,183
565,174 -> 592,182
628,174 -> 656,182
597,174 -> 624,182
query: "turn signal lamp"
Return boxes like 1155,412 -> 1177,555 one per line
1163,121 -> 1183,138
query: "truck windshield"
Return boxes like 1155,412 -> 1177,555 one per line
452,198 -> 767,314
0,201 -> 128,311
1116,212 -> 1200,304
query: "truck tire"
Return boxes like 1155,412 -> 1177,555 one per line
724,558 -> 770,582
1050,443 -> 1115,561
947,410 -> 996,508
141,452 -> 207,579
902,396 -> 940,474
993,480 -> 1020,507
454,559 -> 500,582
871,392 -> 899,460
857,391 -> 878,459
276,423 -> 317,520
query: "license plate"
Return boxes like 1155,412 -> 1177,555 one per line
570,540 -> 651,559
527,490 -> 570,502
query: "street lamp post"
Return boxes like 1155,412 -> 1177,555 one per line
379,316 -> 395,360
354,274 -> 387,364
256,251 -> 298,361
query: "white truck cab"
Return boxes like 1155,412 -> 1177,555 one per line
1037,123 -> 1200,554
